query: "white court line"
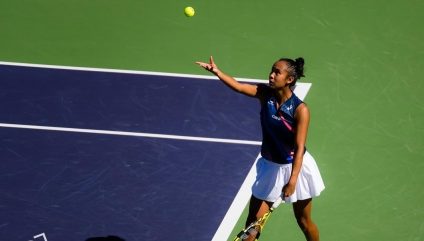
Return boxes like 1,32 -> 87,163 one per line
211,154 -> 261,241
33,233 -> 48,241
0,61 -> 265,83
0,123 -> 262,146
0,61 -> 312,89
0,60 -> 312,241
0,61 -> 311,105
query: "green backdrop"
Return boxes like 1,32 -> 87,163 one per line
1,0 -> 423,240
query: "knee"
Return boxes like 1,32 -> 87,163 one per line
295,216 -> 315,232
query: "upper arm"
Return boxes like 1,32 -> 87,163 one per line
294,103 -> 310,148
237,83 -> 260,97
237,83 -> 271,102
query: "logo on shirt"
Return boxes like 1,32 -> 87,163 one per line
286,105 -> 293,111
271,114 -> 281,121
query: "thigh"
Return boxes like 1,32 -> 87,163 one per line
292,198 -> 313,220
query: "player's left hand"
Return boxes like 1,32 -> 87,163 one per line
195,56 -> 219,75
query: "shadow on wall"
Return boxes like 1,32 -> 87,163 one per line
85,236 -> 126,241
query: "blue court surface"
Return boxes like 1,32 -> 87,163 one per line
0,63 -> 266,241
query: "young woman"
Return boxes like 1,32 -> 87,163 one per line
196,56 -> 325,241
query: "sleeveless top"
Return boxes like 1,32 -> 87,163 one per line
260,92 -> 305,164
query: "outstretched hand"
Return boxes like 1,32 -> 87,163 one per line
195,56 -> 219,75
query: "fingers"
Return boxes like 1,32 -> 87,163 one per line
196,62 -> 211,70
282,184 -> 295,197
195,61 -> 208,68
196,60 -> 215,69
282,189 -> 289,198
196,57 -> 218,74
195,62 -> 214,72
284,191 -> 291,198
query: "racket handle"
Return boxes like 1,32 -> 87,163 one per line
248,227 -> 258,236
271,196 -> 284,209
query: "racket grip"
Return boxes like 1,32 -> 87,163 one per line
248,227 -> 258,236
271,196 -> 284,209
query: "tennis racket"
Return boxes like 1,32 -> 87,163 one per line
233,197 -> 284,241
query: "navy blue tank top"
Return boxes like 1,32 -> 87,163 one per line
260,92 -> 305,164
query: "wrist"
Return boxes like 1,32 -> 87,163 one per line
213,68 -> 221,76
288,176 -> 298,185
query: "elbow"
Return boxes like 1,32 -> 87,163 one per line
294,145 -> 306,154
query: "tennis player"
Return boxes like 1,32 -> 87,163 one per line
196,56 -> 325,241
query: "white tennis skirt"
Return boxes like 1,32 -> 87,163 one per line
251,151 -> 325,203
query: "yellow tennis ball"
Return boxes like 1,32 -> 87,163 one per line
184,6 -> 195,17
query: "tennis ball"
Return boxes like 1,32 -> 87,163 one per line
184,6 -> 195,17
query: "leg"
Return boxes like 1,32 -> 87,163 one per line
292,198 -> 320,241
244,195 -> 272,241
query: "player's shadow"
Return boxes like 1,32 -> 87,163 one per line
85,236 -> 125,241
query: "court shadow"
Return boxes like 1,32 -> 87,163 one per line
85,236 -> 125,241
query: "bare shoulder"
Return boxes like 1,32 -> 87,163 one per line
295,102 -> 310,121
256,84 -> 272,103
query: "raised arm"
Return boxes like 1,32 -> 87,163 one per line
196,56 -> 260,98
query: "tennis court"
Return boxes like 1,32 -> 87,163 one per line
0,0 -> 423,241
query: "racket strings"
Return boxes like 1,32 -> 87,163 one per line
235,211 -> 272,240
233,198 -> 283,241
